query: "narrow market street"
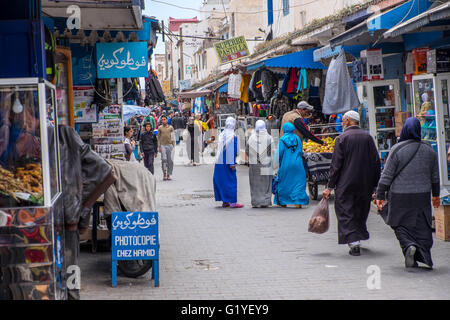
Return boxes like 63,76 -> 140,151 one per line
79,145 -> 450,300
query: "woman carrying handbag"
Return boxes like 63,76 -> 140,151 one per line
376,117 -> 440,269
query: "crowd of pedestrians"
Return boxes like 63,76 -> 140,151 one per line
123,103 -> 440,270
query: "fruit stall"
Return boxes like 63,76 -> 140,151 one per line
303,134 -> 338,200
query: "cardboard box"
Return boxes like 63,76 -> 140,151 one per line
394,112 -> 409,137
435,205 -> 450,241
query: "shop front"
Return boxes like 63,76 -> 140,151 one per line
0,0 -> 152,299
381,1 -> 450,192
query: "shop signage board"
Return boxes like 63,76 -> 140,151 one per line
214,36 -> 250,64
96,42 -> 149,79
161,80 -> 171,95
111,211 -> 159,287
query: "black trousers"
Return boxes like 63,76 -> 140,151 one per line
143,151 -> 155,174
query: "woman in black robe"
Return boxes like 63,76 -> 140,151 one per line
376,117 -> 440,269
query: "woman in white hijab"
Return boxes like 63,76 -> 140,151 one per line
246,120 -> 274,208
213,117 -> 244,208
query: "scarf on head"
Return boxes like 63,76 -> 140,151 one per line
218,117 -> 236,150
399,117 -> 421,143
281,122 -> 299,152
248,120 -> 270,153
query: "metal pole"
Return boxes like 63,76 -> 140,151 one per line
179,27 -> 184,81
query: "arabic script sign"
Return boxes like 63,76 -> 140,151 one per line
111,212 -> 158,260
96,42 -> 149,79
214,36 -> 250,64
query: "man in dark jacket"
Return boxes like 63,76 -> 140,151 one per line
323,110 -> 381,256
172,112 -> 186,145
139,122 -> 158,174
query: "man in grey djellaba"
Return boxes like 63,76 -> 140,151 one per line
246,120 -> 275,208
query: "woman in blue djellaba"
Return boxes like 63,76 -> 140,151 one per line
274,122 -> 309,208
213,117 -> 244,208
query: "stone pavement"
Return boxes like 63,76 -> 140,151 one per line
79,146 -> 450,300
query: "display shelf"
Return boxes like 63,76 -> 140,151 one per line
376,106 -> 396,109
377,127 -> 396,131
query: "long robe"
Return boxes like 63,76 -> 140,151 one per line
213,137 -> 238,203
274,133 -> 309,206
328,126 -> 381,244
246,132 -> 274,207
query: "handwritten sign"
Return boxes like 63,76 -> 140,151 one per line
111,212 -> 159,287
96,42 -> 149,79
214,36 -> 250,64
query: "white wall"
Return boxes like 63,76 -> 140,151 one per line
265,0 -> 372,39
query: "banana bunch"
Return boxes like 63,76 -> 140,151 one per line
303,137 -> 336,153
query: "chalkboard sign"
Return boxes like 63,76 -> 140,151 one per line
111,212 -> 159,287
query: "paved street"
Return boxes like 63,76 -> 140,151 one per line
79,145 -> 450,300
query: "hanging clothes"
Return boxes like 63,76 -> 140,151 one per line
249,69 -> 265,102
261,69 -> 278,102
228,73 -> 242,99
240,74 -> 252,103
322,50 -> 360,115
192,97 -> 206,114
296,69 -> 308,93
286,68 -> 300,94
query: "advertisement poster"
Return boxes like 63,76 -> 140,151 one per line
92,105 -> 125,160
73,86 -> 97,123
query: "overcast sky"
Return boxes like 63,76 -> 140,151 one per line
144,0 -> 203,56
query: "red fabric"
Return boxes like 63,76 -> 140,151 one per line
287,68 -> 300,94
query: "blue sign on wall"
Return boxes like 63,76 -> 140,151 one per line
111,211 -> 159,287
96,42 -> 149,79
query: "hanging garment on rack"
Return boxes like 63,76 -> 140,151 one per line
192,97 -> 206,114
322,50 -> 360,115
240,74 -> 252,103
286,68 -> 300,94
296,69 -> 308,93
145,72 -> 165,105
261,69 -> 279,102
249,69 -> 265,102
228,73 -> 242,99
